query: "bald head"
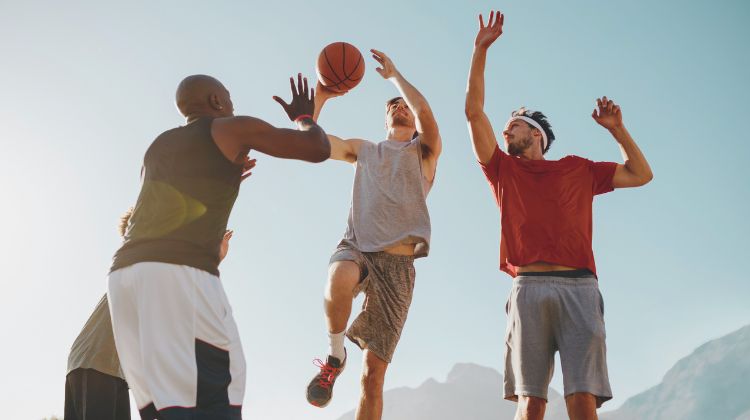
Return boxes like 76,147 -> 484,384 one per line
175,75 -> 233,120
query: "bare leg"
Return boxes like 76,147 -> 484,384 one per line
324,261 -> 360,334
515,395 -> 546,420
565,392 -> 598,420
355,350 -> 389,420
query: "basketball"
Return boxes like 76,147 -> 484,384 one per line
316,42 -> 365,93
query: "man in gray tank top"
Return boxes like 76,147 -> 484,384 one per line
304,49 -> 442,420
66,208 -> 242,420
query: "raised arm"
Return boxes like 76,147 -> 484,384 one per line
371,49 -> 441,162
212,74 -> 330,163
312,82 -> 363,163
592,96 -> 654,188
465,10 -> 504,164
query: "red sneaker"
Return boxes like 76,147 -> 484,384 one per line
306,351 -> 346,408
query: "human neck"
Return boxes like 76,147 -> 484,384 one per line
386,126 -> 414,142
185,109 -> 220,123
519,147 -> 545,160
514,139 -> 545,160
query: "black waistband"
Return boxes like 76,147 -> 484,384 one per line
517,269 -> 595,278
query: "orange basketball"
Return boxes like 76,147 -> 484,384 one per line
316,42 -> 365,93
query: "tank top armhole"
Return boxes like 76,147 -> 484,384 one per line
202,117 -> 241,165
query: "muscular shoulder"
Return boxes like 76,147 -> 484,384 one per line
210,116 -> 267,162
560,155 -> 588,163
562,154 -> 617,169
351,138 -> 375,154
211,115 -> 265,135
558,155 -> 595,169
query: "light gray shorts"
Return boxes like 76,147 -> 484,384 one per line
504,273 -> 612,408
329,240 -> 416,363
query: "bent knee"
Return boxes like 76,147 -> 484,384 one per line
328,262 -> 360,284
326,262 -> 360,294
566,392 -> 597,403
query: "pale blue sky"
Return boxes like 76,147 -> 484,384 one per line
1,1 -> 748,419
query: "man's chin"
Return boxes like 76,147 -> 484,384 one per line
391,117 -> 413,127
508,145 -> 523,156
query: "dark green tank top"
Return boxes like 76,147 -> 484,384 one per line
111,117 -> 241,276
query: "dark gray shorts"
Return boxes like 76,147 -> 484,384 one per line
504,274 -> 613,407
329,241 -> 416,363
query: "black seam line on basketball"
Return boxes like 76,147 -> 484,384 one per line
320,68 -> 344,91
343,54 -> 363,82
343,74 -> 363,82
322,53 -> 344,90
341,42 -> 346,79
323,48 -> 345,85
334,43 -> 347,90
320,72 -> 343,90
344,52 -> 363,80
319,72 -> 338,86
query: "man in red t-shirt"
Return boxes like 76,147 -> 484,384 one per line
465,10 -> 653,420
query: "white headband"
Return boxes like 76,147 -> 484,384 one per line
505,116 -> 548,151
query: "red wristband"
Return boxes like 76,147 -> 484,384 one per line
294,114 -> 313,122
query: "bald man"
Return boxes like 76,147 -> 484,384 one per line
107,74 -> 329,420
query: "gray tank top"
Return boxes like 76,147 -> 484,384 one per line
67,294 -> 124,379
343,136 -> 433,257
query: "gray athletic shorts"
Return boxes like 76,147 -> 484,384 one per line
329,240 -> 416,363
504,273 -> 613,407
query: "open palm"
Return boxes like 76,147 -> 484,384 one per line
475,10 -> 504,48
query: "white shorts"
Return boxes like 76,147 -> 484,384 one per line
108,262 -> 245,419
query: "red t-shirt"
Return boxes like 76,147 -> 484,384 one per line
480,145 -> 617,278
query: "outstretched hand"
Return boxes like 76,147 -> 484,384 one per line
240,154 -> 256,181
475,10 -> 504,48
273,73 -> 315,121
371,49 -> 399,80
218,229 -> 233,262
591,96 -> 623,130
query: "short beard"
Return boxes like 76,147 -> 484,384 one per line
507,135 -> 533,156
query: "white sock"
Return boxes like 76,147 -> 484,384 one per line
328,330 -> 346,361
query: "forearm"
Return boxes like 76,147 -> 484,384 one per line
610,125 -> 653,182
312,95 -> 328,122
464,45 -> 497,163
465,46 -> 488,118
390,72 -> 439,147
390,72 -> 430,117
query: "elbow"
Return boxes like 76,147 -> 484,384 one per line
642,170 -> 654,185
309,136 -> 331,163
634,170 -> 654,187
301,128 -> 331,163
465,103 -> 481,121
313,148 -> 331,163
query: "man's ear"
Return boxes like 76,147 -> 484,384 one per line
209,93 -> 224,111
531,128 -> 544,150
